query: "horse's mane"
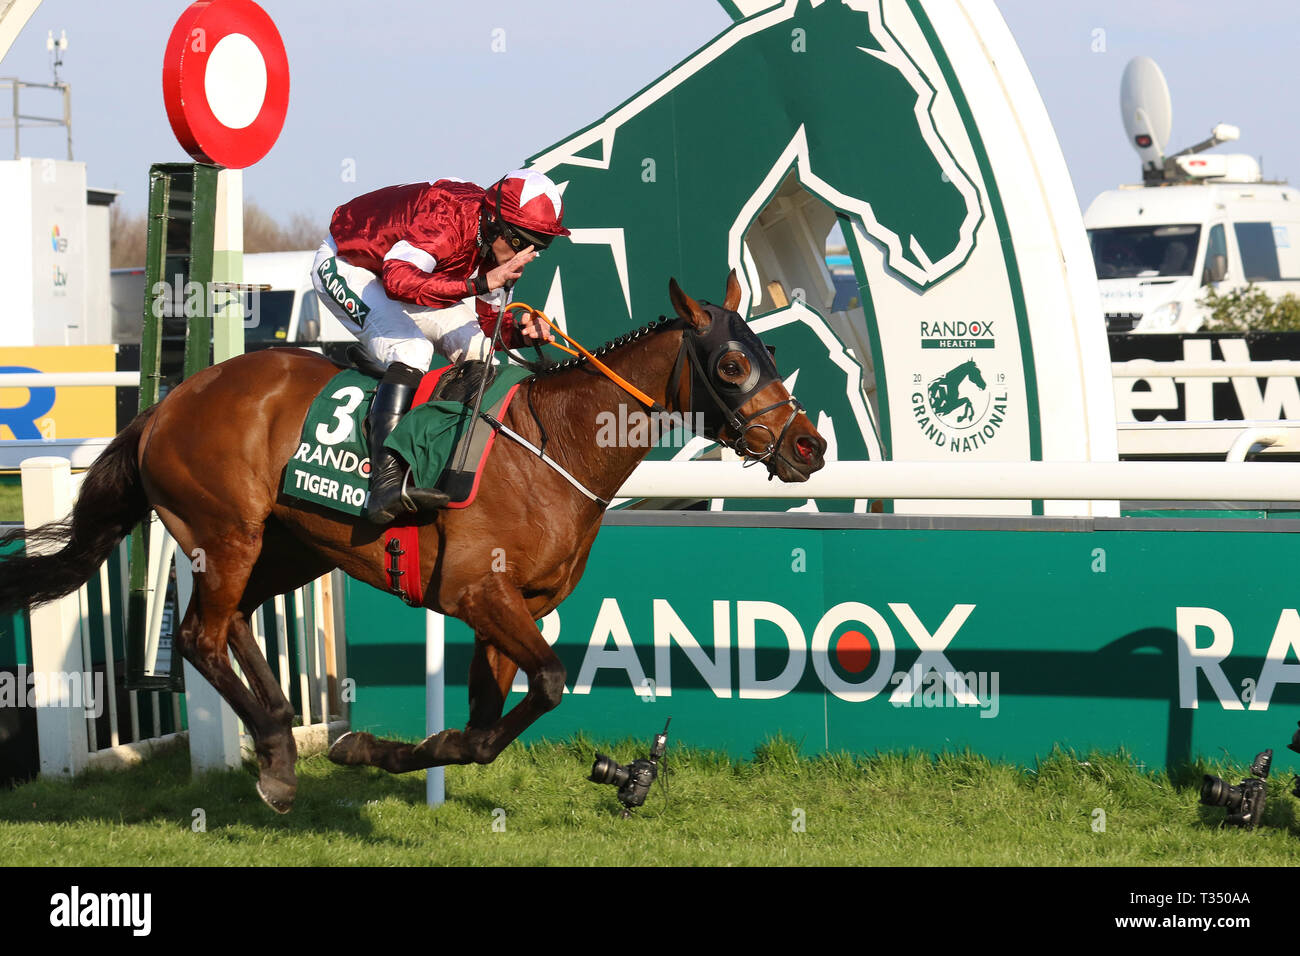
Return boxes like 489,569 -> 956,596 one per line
525,315 -> 683,377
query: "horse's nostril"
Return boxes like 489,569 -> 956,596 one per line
796,436 -> 816,462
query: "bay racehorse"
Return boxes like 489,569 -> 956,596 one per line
0,273 -> 825,812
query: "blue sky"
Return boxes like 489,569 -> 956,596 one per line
4,0 -> 1298,230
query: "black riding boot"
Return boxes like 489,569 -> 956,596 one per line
364,362 -> 450,525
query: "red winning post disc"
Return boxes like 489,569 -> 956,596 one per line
162,0 -> 289,169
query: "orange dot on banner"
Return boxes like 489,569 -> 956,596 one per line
835,630 -> 872,673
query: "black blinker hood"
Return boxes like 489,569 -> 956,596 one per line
673,302 -> 785,438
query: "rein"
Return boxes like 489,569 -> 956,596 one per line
500,302 -> 806,488
503,302 -> 663,412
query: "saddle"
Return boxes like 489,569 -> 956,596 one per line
403,359 -> 509,504
337,345 -> 497,405
295,351 -> 528,514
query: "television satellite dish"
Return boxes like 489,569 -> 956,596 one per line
1120,57 -> 1172,173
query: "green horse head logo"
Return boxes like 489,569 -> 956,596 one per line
517,0 -> 982,331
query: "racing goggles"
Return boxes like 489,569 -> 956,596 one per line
499,220 -> 555,252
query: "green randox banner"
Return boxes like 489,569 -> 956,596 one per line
344,513 -> 1300,770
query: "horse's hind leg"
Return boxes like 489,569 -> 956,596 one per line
172,529 -> 302,812
225,611 -> 297,805
176,598 -> 299,812
227,520 -> 340,802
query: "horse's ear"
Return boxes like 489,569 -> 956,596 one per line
723,269 -> 742,313
669,277 -> 711,331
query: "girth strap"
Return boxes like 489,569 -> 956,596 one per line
383,526 -> 423,606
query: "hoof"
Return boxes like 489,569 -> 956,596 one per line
256,774 -> 296,814
328,731 -> 374,766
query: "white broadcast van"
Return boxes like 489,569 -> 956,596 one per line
110,250 -> 353,356
1083,57 -> 1300,333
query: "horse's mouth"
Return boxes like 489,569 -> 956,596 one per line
795,436 -> 820,463
768,434 -> 825,482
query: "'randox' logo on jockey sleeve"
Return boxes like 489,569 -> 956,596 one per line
317,257 -> 371,326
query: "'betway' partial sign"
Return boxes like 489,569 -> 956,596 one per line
1111,333 -> 1300,421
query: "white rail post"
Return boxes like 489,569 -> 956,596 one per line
616,460 -> 1300,501
426,611 -> 445,807
174,538 -> 241,771
20,457 -> 90,777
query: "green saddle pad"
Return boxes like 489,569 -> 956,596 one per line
282,365 -> 529,517
384,365 -> 528,495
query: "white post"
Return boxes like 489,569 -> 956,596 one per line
313,578 -> 329,725
426,611 -> 445,807
20,457 -> 90,777
175,540 -> 241,771
143,519 -> 174,674
294,588 -> 311,725
213,168 -> 246,360
97,562 -> 120,747
273,594 -> 291,701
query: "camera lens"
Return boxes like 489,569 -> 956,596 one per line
1200,774 -> 1242,812
590,754 -> 628,787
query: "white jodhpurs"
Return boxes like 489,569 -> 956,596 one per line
311,238 -> 497,371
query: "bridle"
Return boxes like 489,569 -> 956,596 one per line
496,302 -> 810,495
665,305 -> 807,479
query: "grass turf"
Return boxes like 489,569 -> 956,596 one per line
0,478 -> 21,523
3,736 -> 1300,866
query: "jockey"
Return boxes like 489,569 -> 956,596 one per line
311,169 -> 570,524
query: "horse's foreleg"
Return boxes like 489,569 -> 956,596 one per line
414,577 -> 563,767
330,574 -> 558,776
332,580 -> 558,773
328,638 -> 508,774
467,641 -> 519,730
328,640 -> 501,773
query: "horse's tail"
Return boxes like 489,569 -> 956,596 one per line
0,406 -> 156,613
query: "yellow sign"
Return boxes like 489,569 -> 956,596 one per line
0,345 -> 119,440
